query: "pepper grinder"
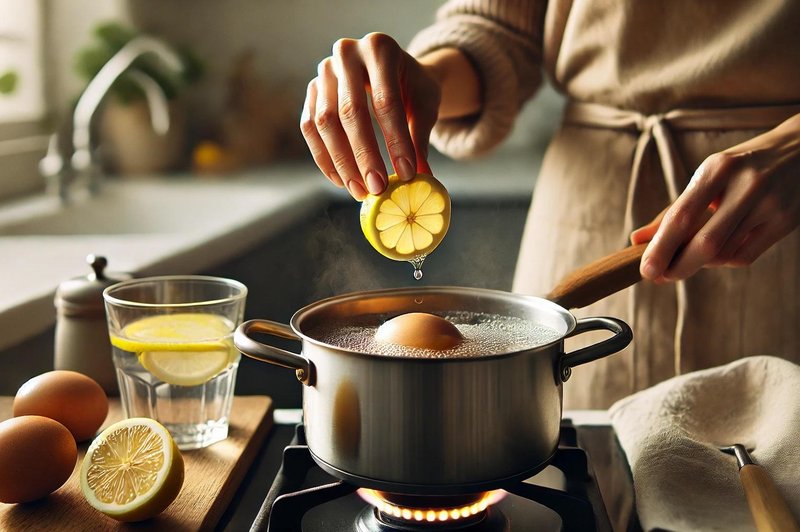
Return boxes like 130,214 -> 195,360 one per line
54,255 -> 131,395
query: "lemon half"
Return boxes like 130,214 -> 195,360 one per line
360,173 -> 451,261
80,418 -> 185,522
110,313 -> 238,387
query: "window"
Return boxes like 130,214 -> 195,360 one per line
0,0 -> 47,200
0,0 -> 45,121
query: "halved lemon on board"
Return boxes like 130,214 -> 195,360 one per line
360,173 -> 451,261
110,313 -> 238,387
80,418 -> 185,522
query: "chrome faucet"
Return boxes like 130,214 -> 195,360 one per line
41,35 -> 183,202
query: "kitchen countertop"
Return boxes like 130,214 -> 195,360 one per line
0,152 -> 539,353
0,151 -> 641,529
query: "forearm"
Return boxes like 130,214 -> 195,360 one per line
637,111 -> 800,281
417,48 -> 482,120
723,112 -> 800,173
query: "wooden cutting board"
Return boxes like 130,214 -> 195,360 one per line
0,395 -> 273,531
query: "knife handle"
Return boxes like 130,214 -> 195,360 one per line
740,463 -> 800,532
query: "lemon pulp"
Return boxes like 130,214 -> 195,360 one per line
81,418 -> 185,522
110,313 -> 237,387
360,173 -> 451,263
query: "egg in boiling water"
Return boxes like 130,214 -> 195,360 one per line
375,312 -> 464,350
0,416 -> 77,503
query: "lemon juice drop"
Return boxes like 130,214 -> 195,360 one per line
409,255 -> 425,280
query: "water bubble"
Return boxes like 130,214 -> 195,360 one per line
307,311 -> 561,359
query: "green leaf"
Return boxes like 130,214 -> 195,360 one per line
94,22 -> 135,52
73,46 -> 115,80
177,46 -> 204,84
0,70 -> 18,95
72,20 -> 202,103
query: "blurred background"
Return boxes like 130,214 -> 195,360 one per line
0,0 -> 566,404
0,0 -> 564,196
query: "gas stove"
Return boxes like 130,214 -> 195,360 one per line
251,421 -> 618,532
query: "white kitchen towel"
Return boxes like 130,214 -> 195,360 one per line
608,355 -> 800,532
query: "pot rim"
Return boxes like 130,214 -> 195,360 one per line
288,285 -> 577,361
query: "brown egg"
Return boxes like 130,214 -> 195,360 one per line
375,312 -> 464,350
0,416 -> 77,503
13,370 -> 109,442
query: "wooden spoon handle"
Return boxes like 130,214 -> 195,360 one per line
546,243 -> 647,309
740,464 -> 800,532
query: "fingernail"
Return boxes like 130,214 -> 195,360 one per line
346,180 -> 367,200
641,260 -> 658,279
396,157 -> 415,181
365,171 -> 385,195
327,171 -> 343,187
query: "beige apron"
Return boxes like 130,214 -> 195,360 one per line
513,101 -> 800,409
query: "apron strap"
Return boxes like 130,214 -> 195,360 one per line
561,101 -> 800,377
563,101 -> 800,236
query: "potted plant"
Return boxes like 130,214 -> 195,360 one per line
74,22 -> 202,175
0,70 -> 17,96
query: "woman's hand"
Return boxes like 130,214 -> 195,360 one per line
300,33 -> 442,200
632,113 -> 800,282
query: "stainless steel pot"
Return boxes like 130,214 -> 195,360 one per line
234,286 -> 632,494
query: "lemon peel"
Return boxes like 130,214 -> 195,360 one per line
360,173 -> 451,261
110,313 -> 237,386
80,418 -> 184,522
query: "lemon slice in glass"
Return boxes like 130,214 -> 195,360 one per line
80,418 -> 185,522
138,345 -> 235,387
110,313 -> 237,387
360,173 -> 451,262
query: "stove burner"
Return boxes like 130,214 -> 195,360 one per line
357,489 -> 507,527
254,423 -> 613,531
356,505 -> 509,531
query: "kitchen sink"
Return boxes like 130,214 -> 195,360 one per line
0,168 -> 327,364
0,179 -> 286,236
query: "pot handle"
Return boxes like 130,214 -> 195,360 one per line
559,317 -> 632,382
234,319 -> 314,386
546,243 -> 646,310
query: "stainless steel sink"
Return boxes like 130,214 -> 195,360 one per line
0,179 -> 277,236
0,169 -> 326,360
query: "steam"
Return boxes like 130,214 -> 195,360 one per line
440,203 -> 522,291
307,210 -> 386,300
306,201 -> 524,297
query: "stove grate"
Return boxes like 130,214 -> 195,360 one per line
254,423 -> 612,532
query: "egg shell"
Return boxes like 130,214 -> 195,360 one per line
375,312 -> 464,350
0,415 -> 77,503
13,370 -> 109,442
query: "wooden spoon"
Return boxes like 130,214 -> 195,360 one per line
546,243 -> 648,309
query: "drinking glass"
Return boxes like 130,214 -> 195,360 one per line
103,275 -> 247,450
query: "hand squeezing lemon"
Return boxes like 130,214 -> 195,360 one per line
360,173 -> 451,278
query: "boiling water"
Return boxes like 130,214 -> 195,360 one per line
307,311 -> 561,358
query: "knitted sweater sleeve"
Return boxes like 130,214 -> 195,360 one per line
407,0 -> 546,159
